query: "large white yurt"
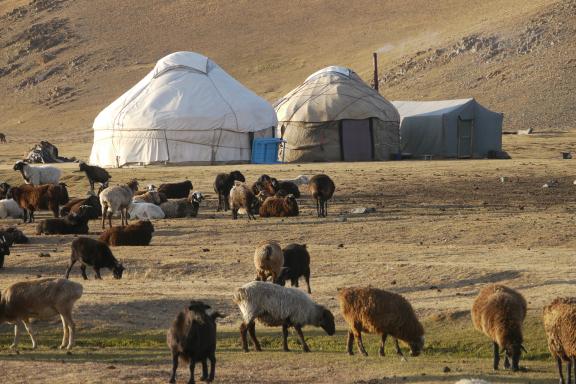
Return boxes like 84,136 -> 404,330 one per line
89,51 -> 277,167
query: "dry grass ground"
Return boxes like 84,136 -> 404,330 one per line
1,134 -> 576,383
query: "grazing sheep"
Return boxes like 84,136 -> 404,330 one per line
0,182 -> 11,199
472,284 -> 527,371
13,161 -> 61,185
99,220 -> 154,246
543,297 -> 576,384
229,181 -> 257,220
36,205 -> 91,235
309,174 -> 335,217
0,236 -> 10,269
167,301 -> 224,384
79,161 -> 111,192
0,227 -> 28,245
280,175 -> 309,186
133,189 -> 162,205
258,194 -> 299,217
271,178 -> 301,198
9,182 -> 69,223
65,237 -> 124,280
158,180 -> 193,199
233,281 -> 335,352
0,198 -> 24,219
129,202 -> 166,220
277,243 -> 311,294
99,179 -> 139,228
253,240 -> 284,283
214,171 -> 245,211
0,278 -> 83,350
338,287 -> 425,358
160,191 -> 204,218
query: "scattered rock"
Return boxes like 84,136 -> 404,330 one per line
337,216 -> 348,222
38,252 -> 50,257
542,180 -> 559,188
390,280 -> 397,285
337,243 -> 344,248
202,248 -> 210,252
106,365 -> 116,370
517,128 -> 533,135
561,152 -> 572,159
443,366 -> 451,373
350,207 -> 376,214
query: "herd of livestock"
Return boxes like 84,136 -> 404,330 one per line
0,161 -> 575,384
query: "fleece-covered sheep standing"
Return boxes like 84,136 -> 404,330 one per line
253,240 -> 284,283
472,284 -> 527,371
214,171 -> 245,211
99,179 -> 139,228
543,297 -> 576,384
338,287 -> 425,358
10,183 -> 69,223
277,243 -> 311,293
13,161 -> 61,185
79,162 -> 111,192
309,174 -> 335,217
229,181 -> 257,220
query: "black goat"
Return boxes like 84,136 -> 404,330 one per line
213,171 -> 245,211
158,180 -> 193,199
277,243 -> 311,293
167,301 -> 224,384
0,236 -> 10,269
36,206 -> 91,235
0,227 -> 29,246
79,162 -> 111,191
65,237 -> 124,280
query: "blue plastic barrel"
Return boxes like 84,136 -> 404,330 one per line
251,138 -> 285,164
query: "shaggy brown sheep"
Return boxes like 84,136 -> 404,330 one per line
543,297 -> 576,384
258,194 -> 299,217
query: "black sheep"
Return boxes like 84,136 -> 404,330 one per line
213,170 -> 245,211
0,182 -> 10,199
0,227 -> 29,245
276,243 -> 311,293
65,237 -> 124,280
271,178 -> 301,198
158,180 -> 193,199
79,162 -> 111,191
0,236 -> 10,269
36,206 -> 91,235
60,194 -> 101,219
167,301 -> 224,384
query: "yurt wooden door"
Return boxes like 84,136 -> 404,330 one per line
457,118 -> 473,158
340,119 -> 373,161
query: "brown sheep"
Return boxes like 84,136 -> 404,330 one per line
543,297 -> 576,384
308,174 -> 335,217
9,182 -> 69,223
228,181 -> 257,220
472,284 -> 527,371
253,240 -> 284,283
259,194 -> 299,217
99,220 -> 154,246
338,287 -> 424,358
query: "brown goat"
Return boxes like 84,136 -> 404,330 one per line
308,174 -> 335,217
472,284 -> 527,371
10,183 -> 69,223
99,220 -> 154,246
338,287 -> 425,358
543,297 -> 576,384
259,194 -> 299,217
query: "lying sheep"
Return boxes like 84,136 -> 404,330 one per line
0,198 -> 24,219
271,178 -> 301,198
254,240 -> 284,283
60,192 -> 101,220
160,191 -> 204,218
233,281 -> 335,352
99,220 -> 154,246
543,297 -> 576,384
0,182 -> 11,199
167,301 -> 224,384
338,287 -> 425,358
472,284 -> 527,371
229,181 -> 257,220
309,174 -> 335,217
100,179 -> 139,228
158,180 -> 193,199
0,236 -> 10,269
79,161 -> 111,192
133,189 -> 162,205
258,194 -> 299,217
36,205 -> 91,235
10,183 -> 69,222
13,161 -> 61,185
66,237 -> 124,280
129,202 -> 166,220
214,170 -> 245,211
0,278 -> 83,350
251,174 -> 275,196
277,243 -> 311,294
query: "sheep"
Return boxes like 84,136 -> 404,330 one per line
543,297 -> 576,384
0,182 -> 11,199
0,236 -> 10,269
158,180 -> 193,199
13,160 -> 61,185
99,179 -> 139,228
160,191 -> 204,218
233,281 -> 335,352
309,174 -> 335,217
338,287 -> 425,358
133,189 -> 162,205
9,182 -> 69,223
251,174 -> 275,196
0,227 -> 29,245
258,194 -> 299,217
129,202 -> 166,220
167,300 -> 224,384
65,237 -> 124,280
99,220 -> 154,246
472,284 -> 527,371
36,205 -> 91,235
0,198 -> 24,219
276,243 -> 311,294
229,181 -> 257,220
280,175 -> 309,186
0,278 -> 83,350
214,170 -> 245,211
253,240 -> 284,283
78,161 -> 111,192
59,192 -> 101,220
271,178 -> 301,198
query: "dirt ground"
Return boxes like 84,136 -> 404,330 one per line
0,133 -> 575,383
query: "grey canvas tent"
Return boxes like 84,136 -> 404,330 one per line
274,66 -> 400,162
392,99 -> 503,159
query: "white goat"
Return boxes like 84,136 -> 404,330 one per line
0,278 -> 83,350
0,199 -> 24,219
13,161 -> 61,185
99,180 -> 139,228
129,202 -> 166,220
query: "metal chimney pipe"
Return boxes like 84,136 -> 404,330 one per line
373,52 -> 379,92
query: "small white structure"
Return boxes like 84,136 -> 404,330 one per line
90,52 -> 277,167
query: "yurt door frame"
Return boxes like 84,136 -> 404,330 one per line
339,119 -> 374,161
457,117 -> 473,158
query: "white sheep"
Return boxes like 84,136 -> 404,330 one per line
0,199 -> 24,219
160,191 -> 204,218
0,278 -> 83,350
100,179 -> 139,228
128,202 -> 166,220
280,175 -> 309,186
233,281 -> 335,352
13,161 -> 61,185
